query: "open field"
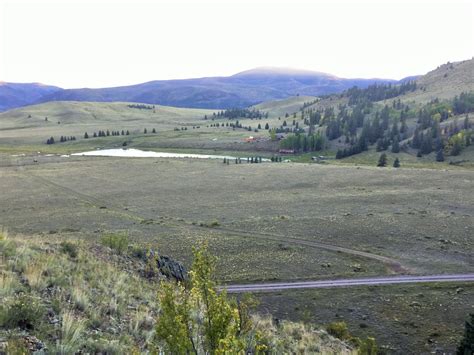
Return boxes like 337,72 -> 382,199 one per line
1,154 -> 473,352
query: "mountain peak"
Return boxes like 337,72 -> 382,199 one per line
232,66 -> 338,79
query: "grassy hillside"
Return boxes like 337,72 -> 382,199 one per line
0,101 -> 212,128
252,95 -> 317,117
0,231 -> 355,353
399,59 -> 474,103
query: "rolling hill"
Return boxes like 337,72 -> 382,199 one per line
1,67 -> 399,112
397,58 -> 474,103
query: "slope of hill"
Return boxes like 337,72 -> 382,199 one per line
0,82 -> 62,112
1,67 -> 397,111
0,100 -> 211,128
252,95 -> 317,117
0,232 -> 355,353
398,59 -> 474,103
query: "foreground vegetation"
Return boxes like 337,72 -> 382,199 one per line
0,231 -> 363,353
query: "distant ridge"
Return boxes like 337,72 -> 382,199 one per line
0,67 -> 403,112
0,82 -> 61,112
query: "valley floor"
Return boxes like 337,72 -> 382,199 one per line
1,153 -> 473,353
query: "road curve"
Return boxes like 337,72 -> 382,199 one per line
220,274 -> 474,293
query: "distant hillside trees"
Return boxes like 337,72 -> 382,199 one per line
279,132 -> 326,152
208,108 -> 267,120
344,81 -> 417,105
127,103 -> 154,110
453,92 -> 474,115
46,136 -> 76,144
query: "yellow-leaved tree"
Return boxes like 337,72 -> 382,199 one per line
155,243 -> 249,354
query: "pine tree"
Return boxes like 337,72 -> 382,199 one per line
152,128 -> 156,133
377,153 -> 387,167
265,123 -> 269,130
144,128 -> 147,134
376,138 -> 384,152
457,314 -> 474,355
391,137 -> 400,153
84,132 -> 89,139
451,140 -> 462,156
436,150 -> 445,162
393,158 -> 400,168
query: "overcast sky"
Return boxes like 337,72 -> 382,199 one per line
1,0 -> 472,88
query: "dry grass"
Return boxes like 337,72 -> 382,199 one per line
252,314 -> 355,354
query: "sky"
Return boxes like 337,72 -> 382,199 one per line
0,0 -> 473,88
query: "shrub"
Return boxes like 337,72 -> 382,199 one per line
60,241 -> 78,258
101,233 -> 129,254
0,293 -> 45,330
326,321 -> 351,341
199,220 -> 220,228
0,231 -> 16,258
54,311 -> 86,354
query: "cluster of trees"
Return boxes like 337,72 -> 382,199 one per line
452,92 -> 474,115
143,128 -> 157,134
84,129 -> 130,139
273,126 -> 305,134
59,136 -> 76,143
301,98 -> 319,109
344,81 -> 417,105
322,103 -> 374,141
445,130 -> 472,156
412,108 -> 471,158
208,120 -> 268,133
376,153 -> 400,168
335,104 -> 405,159
223,157 -> 267,164
127,104 -> 155,110
279,132 -> 326,152
206,108 -> 267,120
46,136 -> 77,144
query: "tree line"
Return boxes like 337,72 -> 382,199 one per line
205,108 -> 268,120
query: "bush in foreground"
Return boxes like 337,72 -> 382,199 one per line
155,243 -> 358,353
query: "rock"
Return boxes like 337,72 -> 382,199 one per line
140,249 -> 188,282
23,336 -> 46,352
0,340 -> 8,352
456,287 -> 464,294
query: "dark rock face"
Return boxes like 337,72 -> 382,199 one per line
140,249 -> 188,283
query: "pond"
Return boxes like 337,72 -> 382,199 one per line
70,148 -> 268,161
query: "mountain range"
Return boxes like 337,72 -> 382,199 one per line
0,67 -> 409,112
